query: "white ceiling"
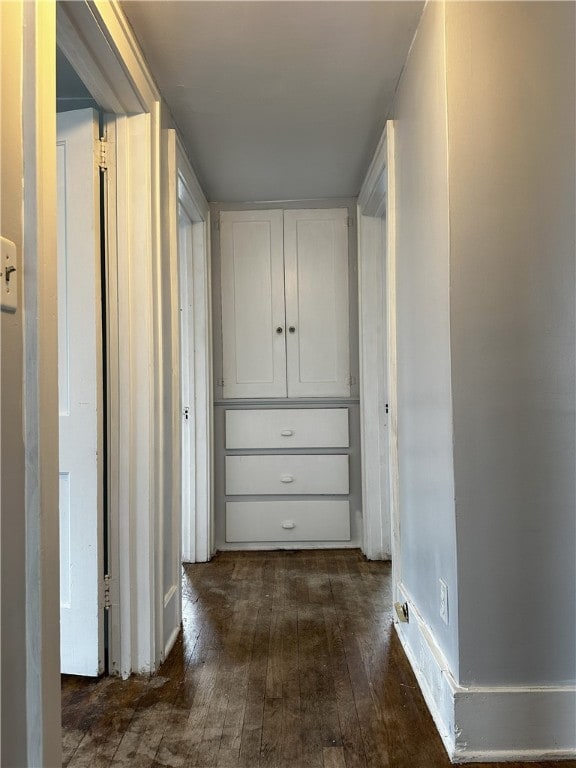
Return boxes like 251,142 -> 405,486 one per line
120,1 -> 424,202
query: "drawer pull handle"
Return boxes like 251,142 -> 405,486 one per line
281,429 -> 294,436
281,520 -> 295,529
280,475 -> 294,483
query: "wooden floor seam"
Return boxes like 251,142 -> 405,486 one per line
62,550 -> 576,768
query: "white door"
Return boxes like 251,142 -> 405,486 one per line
220,209 -> 287,398
57,108 -> 104,676
284,208 -> 351,398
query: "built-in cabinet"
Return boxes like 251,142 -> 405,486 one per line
213,202 -> 360,550
225,408 -> 351,543
220,208 -> 350,399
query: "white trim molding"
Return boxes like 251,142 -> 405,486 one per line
58,0 -> 164,677
177,137 -> 214,564
395,587 -> 576,763
357,121 -> 396,560
358,123 -> 390,218
177,135 -> 209,221
22,3 -> 62,765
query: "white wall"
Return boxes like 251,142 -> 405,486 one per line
393,0 -> 459,675
446,1 -> 576,687
1,3 -> 28,764
389,0 -> 576,758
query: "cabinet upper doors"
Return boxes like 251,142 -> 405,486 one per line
284,209 -> 350,398
220,208 -> 350,399
221,210 -> 287,398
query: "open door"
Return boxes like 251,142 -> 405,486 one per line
57,108 -> 105,676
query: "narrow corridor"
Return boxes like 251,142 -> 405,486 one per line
62,551 -> 574,768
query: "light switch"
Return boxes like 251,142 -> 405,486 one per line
1,236 -> 18,313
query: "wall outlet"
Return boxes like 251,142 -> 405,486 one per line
394,601 -> 409,623
439,578 -> 449,625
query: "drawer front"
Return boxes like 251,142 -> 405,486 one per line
226,500 -> 350,542
225,454 -> 349,495
225,408 -> 349,449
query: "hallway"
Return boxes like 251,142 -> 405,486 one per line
62,551 -> 574,768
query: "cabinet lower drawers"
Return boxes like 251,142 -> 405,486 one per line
225,454 -> 349,495
226,500 -> 350,542
225,408 -> 349,449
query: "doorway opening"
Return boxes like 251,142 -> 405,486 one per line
177,156 -> 212,567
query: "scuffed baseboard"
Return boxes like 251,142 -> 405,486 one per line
394,587 -> 576,763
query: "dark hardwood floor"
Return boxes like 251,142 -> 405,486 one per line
62,550 -> 575,768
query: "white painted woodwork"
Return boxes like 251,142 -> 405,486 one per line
159,128 -> 181,662
225,454 -> 349,495
357,121 -> 396,562
226,500 -> 350,542
220,207 -> 351,399
177,135 -> 212,565
358,210 -> 390,559
179,204 -> 195,563
284,208 -> 350,398
225,408 -> 349,449
106,109 -> 159,678
57,108 -> 104,676
21,6 -> 62,765
56,0 -> 165,681
220,210 -> 287,398
385,124 -> 401,588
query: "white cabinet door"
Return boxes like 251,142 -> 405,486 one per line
284,209 -> 350,397
57,109 -> 104,676
220,210 -> 287,398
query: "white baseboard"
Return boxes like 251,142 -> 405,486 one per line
395,587 -> 576,763
394,590 -> 457,757
453,686 -> 576,762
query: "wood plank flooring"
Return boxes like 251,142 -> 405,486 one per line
62,550 -> 575,768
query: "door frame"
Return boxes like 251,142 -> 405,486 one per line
22,4 -> 61,765
357,122 -> 400,582
176,137 -> 213,563
57,0 -> 168,678
23,5 -> 171,756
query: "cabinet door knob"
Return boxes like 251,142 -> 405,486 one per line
276,326 -> 284,334
288,326 -> 296,333
280,475 -> 294,483
281,520 -> 295,529
280,429 -> 294,436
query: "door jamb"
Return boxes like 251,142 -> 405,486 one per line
357,122 -> 400,582
176,138 -> 213,563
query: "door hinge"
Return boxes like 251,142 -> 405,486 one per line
385,403 -> 389,415
346,216 -> 354,228
103,574 -> 111,610
183,406 -> 190,421
97,138 -> 108,171
213,218 -> 220,232
348,375 -> 357,386
216,378 -> 224,387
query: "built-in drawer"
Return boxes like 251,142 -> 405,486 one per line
225,454 -> 349,495
225,408 -> 349,449
226,500 -> 350,542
